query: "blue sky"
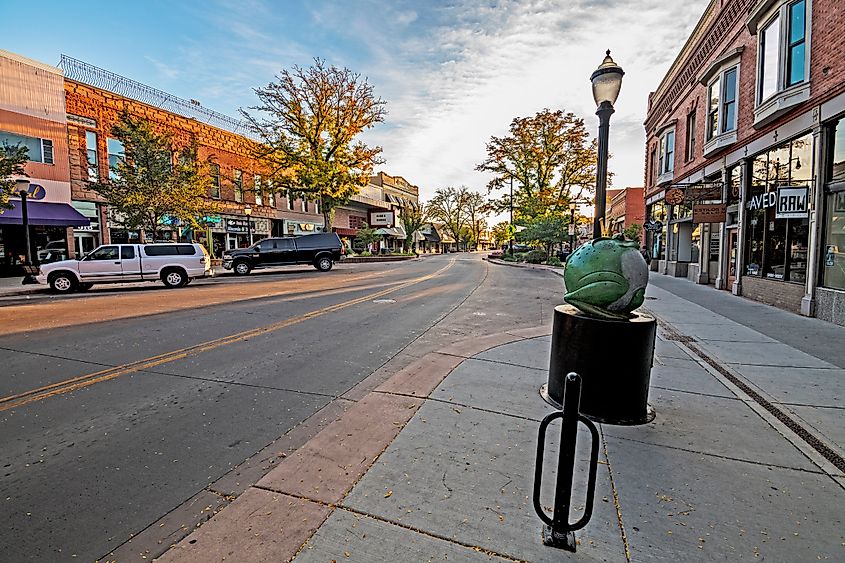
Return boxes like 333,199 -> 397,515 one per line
5,0 -> 708,204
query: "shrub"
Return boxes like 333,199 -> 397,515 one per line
502,254 -> 518,262
546,256 -> 563,267
525,250 -> 546,264
359,251 -> 373,257
513,252 -> 528,262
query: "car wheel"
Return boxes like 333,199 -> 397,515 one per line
315,256 -> 333,272
234,261 -> 252,275
162,268 -> 187,288
77,283 -> 94,291
49,272 -> 77,294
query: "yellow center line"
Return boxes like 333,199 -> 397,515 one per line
0,259 -> 456,412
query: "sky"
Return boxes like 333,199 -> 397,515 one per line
5,0 -> 709,207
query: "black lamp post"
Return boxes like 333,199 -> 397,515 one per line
509,175 -> 514,256
569,202 -> 577,252
244,204 -> 253,245
15,179 -> 33,266
590,50 -> 624,240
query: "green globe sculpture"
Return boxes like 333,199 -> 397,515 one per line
563,235 -> 649,320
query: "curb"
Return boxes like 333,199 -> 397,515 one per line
157,324 -> 552,562
0,285 -> 46,298
486,257 -> 566,278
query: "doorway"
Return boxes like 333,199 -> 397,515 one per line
726,228 -> 738,290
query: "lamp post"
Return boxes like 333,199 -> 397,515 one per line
590,50 -> 624,240
15,179 -> 33,266
509,175 -> 514,256
244,205 -> 253,246
569,202 -> 577,252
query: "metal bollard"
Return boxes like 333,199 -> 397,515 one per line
533,372 -> 600,551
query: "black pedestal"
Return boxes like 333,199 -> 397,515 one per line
542,304 -> 656,425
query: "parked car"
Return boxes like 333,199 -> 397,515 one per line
37,240 -> 68,263
36,243 -> 211,293
223,233 -> 345,275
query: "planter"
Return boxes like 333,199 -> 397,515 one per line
542,304 -> 656,425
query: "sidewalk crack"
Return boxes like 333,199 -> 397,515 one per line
600,425 -> 631,563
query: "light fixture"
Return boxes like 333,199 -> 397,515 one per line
590,50 -> 625,108
244,205 -> 252,216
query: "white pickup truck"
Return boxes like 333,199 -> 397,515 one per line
36,243 -> 211,293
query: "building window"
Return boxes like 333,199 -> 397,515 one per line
210,163 -> 221,199
658,129 -> 675,176
287,192 -> 294,210
649,147 -> 657,186
86,131 -> 98,181
743,132 -> 813,283
301,200 -> 307,212
107,137 -> 124,179
706,67 -> 738,142
254,174 -> 263,206
822,120 -> 845,290
757,0 -> 808,104
685,112 -> 696,161
314,199 -> 320,215
0,131 -> 53,164
267,181 -> 275,208
234,169 -> 243,202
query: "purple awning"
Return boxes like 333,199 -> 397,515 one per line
0,200 -> 90,227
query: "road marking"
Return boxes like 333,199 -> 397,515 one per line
0,259 -> 456,412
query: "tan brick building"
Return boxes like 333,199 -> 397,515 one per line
643,0 -> 845,322
58,56 -> 324,257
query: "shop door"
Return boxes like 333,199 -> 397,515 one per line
75,233 -> 98,257
725,229 -> 738,290
707,225 -> 720,282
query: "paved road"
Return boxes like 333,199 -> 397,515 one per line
0,253 -> 563,560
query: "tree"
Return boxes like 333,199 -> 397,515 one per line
623,223 -> 643,243
490,221 -> 510,248
242,58 -> 387,229
475,108 -> 600,223
355,222 -> 380,253
428,187 -> 472,250
0,144 -> 29,210
400,203 -> 428,254
90,114 -> 217,241
463,192 -> 490,250
518,215 -> 568,259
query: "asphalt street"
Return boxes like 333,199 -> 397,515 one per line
0,253 -> 563,561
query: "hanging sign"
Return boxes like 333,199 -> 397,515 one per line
775,186 -> 808,219
692,203 -> 727,223
683,184 -> 722,202
644,219 -> 664,232
665,188 -> 685,205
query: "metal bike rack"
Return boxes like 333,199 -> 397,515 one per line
533,372 -> 600,551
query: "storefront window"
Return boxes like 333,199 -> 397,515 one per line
647,201 -> 667,260
743,132 -> 812,283
822,120 -> 845,290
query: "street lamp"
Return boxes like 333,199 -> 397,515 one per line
569,201 -> 577,252
509,175 -> 514,256
15,179 -> 33,266
590,50 -> 624,239
244,204 -> 253,246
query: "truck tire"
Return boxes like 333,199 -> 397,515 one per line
233,260 -> 252,275
161,268 -> 188,288
314,256 -> 333,272
49,271 -> 77,294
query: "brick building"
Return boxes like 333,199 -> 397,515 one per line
606,187 -> 645,239
58,55 -> 324,258
0,50 -> 88,276
643,0 -> 845,322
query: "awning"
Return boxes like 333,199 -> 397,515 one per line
373,227 -> 405,237
0,200 -> 90,227
334,227 -> 358,236
423,232 -> 440,242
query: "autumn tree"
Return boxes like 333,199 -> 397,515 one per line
490,221 -> 510,248
428,187 -> 491,251
476,108 -> 599,223
90,114 -> 217,241
242,58 -> 387,228
400,202 -> 429,254
0,144 -> 29,210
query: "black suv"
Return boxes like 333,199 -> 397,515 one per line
222,233 -> 345,275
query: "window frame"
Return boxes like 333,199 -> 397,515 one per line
209,163 -> 221,199
233,169 -> 243,203
685,111 -> 696,162
254,174 -> 263,206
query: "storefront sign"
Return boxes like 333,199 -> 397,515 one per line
775,186 -> 808,219
665,188 -> 685,205
67,113 -> 97,128
683,184 -> 722,202
746,190 -> 778,211
692,203 -> 727,223
646,190 -> 665,205
644,219 -> 663,232
369,211 -> 394,227
225,218 -> 254,233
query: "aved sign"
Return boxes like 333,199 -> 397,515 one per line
776,186 -> 808,219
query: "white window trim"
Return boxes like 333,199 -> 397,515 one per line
749,0 -> 812,128
656,126 -> 676,185
703,65 -> 741,157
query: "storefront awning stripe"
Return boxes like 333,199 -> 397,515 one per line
0,201 -> 90,227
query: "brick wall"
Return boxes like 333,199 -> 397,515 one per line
741,277 -> 805,313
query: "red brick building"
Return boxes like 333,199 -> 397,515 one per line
643,0 -> 845,323
607,187 -> 645,239
58,56 -> 324,257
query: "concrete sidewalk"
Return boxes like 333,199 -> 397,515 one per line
158,279 -> 845,562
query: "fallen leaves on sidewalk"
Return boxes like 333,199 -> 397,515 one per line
384,490 -> 393,498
